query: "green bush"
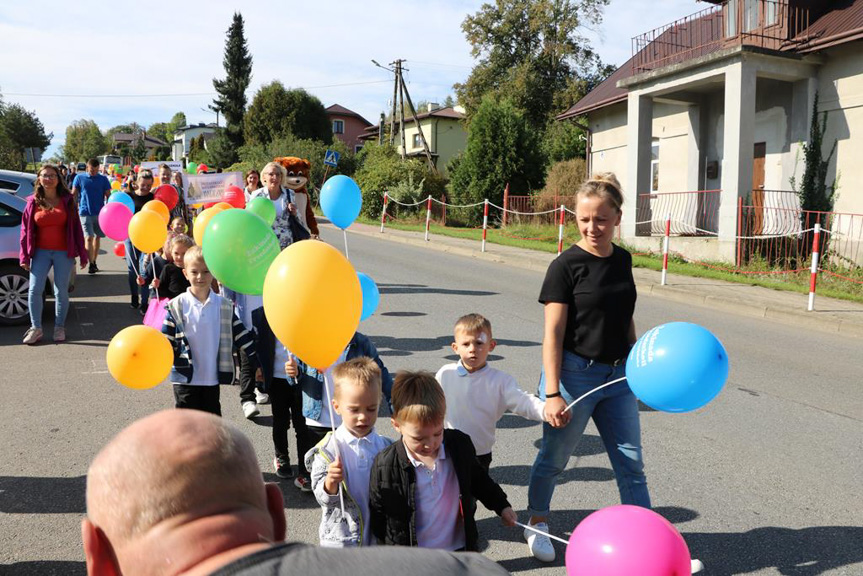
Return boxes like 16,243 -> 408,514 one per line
542,119 -> 586,165
541,157 -> 586,199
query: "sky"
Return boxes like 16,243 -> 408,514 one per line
0,0 -> 700,160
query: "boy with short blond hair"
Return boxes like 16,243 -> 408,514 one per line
437,313 -> 545,472
369,371 -> 516,551
306,357 -> 393,547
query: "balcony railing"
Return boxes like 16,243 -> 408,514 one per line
632,0 -> 810,74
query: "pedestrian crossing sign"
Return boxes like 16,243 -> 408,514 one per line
324,149 -> 340,167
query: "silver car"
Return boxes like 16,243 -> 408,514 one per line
0,169 -> 37,197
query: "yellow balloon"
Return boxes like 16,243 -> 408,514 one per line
214,201 -> 234,211
193,206 -> 225,247
111,180 -> 121,191
129,210 -> 168,253
106,325 -> 172,389
153,176 -> 161,186
263,241 -> 361,370
142,199 -> 170,225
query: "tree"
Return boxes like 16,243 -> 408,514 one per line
448,96 -> 544,220
168,112 -> 187,135
542,118 -> 585,165
146,122 -> 173,160
62,119 -> 109,162
0,101 -> 52,170
205,130 -> 238,168
455,0 -> 610,129
212,12 -> 253,151
244,82 -> 332,145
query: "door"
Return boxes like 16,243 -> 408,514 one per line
752,142 -> 766,235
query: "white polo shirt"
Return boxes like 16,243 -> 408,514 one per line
405,442 -> 465,551
177,289 -> 220,386
305,350 -> 348,429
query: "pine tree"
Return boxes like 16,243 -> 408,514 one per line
212,12 -> 253,151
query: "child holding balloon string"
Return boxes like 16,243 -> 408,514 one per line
151,234 -> 193,300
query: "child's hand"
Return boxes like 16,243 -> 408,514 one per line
285,357 -> 298,378
500,507 -> 517,527
255,368 -> 263,382
324,455 -> 343,495
136,276 -> 146,286
150,278 -> 160,289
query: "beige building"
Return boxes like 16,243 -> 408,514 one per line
560,0 -> 863,264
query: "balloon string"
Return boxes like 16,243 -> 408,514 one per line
128,245 -> 140,278
322,369 -> 346,516
343,229 -> 350,260
515,521 -> 569,545
561,376 -> 628,414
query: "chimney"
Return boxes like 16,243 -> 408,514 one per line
427,102 -> 439,113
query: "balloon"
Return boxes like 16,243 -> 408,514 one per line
626,322 -> 728,413
108,191 -> 135,213
246,196 -> 276,226
320,175 -> 362,229
111,180 -> 121,191
128,210 -> 168,253
357,272 -> 380,321
106,325 -> 173,390
263,241 -> 361,369
99,202 -> 134,241
113,242 -> 126,257
154,184 -> 179,210
193,206 -> 226,247
153,177 -> 161,187
196,164 -> 208,174
203,202 -> 217,209
214,201 -> 233,211
202,209 -> 280,295
566,505 -> 691,576
134,164 -> 140,173
187,162 -> 197,174
142,199 -> 170,225
222,185 -> 246,208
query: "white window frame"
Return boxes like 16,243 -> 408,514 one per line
332,119 -> 344,134
650,139 -> 660,193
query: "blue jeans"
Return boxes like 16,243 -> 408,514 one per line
527,350 -> 650,517
28,249 -> 74,329
124,238 -> 148,307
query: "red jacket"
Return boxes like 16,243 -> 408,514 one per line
19,193 -> 88,267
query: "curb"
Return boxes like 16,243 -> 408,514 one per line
339,223 -> 863,339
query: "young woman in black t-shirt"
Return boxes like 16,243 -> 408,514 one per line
523,173 -> 650,563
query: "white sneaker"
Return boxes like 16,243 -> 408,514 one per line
524,522 -> 556,562
691,559 -> 704,573
242,401 -> 260,419
255,389 -> 270,404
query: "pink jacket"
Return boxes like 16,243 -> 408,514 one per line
19,194 -> 88,268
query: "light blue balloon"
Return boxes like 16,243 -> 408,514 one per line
320,175 -> 362,230
626,322 -> 728,413
357,272 -> 380,321
108,192 -> 135,213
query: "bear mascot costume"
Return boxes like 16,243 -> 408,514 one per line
274,156 -> 319,239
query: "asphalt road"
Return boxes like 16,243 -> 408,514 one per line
1,226 -> 860,576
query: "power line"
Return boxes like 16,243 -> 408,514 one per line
408,60 -> 472,69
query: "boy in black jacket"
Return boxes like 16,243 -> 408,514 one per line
369,371 -> 516,551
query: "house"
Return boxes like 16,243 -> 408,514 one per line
171,123 -> 218,162
361,104 -> 467,175
325,104 -> 373,153
559,0 -> 863,265
112,132 -> 168,156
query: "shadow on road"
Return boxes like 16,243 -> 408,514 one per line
380,311 -> 427,317
533,433 -> 606,457
1,561 -> 86,575
370,334 -> 540,358
0,475 -> 86,514
492,464 -> 615,486
378,283 -> 498,297
497,413 -> 541,429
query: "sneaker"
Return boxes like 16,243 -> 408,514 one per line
255,389 -> 270,404
294,476 -> 312,492
524,522 -> 556,562
242,401 -> 259,419
130,301 -> 139,310
274,457 -> 294,479
88,263 -> 97,274
691,559 -> 704,573
53,326 -> 66,342
22,327 -> 43,345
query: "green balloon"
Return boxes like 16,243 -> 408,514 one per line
246,196 -> 277,226
187,162 -> 198,174
202,209 -> 281,295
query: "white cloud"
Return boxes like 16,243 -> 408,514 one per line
0,0 -> 700,159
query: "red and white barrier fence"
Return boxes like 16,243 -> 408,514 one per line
808,222 -> 821,312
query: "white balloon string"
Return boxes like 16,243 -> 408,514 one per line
515,521 -> 569,545
128,246 -> 140,277
343,229 -> 350,260
561,376 -> 628,414
322,369 -> 346,516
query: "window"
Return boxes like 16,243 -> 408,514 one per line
354,144 -> 364,154
412,133 -> 422,148
726,0 -> 737,37
764,0 -> 778,26
650,140 -> 660,193
0,203 -> 21,227
743,0 -> 758,32
0,180 -> 19,193
332,120 -> 344,134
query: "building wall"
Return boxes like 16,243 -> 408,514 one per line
330,114 -> 370,152
398,117 -> 466,175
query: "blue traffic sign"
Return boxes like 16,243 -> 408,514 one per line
324,149 -> 340,167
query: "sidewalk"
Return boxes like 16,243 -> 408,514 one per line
342,221 -> 863,339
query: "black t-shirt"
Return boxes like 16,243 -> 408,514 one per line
538,243 -> 636,363
211,542 -> 510,575
126,191 -> 155,213
157,262 -> 190,299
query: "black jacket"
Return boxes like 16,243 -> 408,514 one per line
368,429 -> 511,552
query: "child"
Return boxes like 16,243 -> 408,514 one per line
169,216 -> 187,237
369,371 -> 517,551
436,313 -> 545,472
152,234 -> 193,300
161,246 -> 258,416
138,247 -> 167,313
306,357 -> 393,547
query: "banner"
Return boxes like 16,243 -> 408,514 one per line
140,161 -> 186,188
184,171 -> 243,205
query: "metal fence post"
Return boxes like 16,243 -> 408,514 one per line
661,212 -> 671,286
808,222 -> 821,311
424,195 -> 432,242
380,192 -> 388,233
557,205 -> 565,256
482,199 -> 489,253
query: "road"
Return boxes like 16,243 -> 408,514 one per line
0,225 -> 860,575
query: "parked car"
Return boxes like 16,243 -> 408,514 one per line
0,169 -> 37,197
0,192 -> 30,325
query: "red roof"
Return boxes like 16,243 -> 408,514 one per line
325,104 -> 372,126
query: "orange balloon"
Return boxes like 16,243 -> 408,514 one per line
142,199 -> 170,225
106,325 -> 172,389
214,202 -> 233,211
193,206 -> 225,247
263,241 -> 362,369
153,176 -> 161,186
129,210 -> 168,253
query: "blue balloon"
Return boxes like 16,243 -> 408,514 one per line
108,192 -> 135,213
357,272 -> 380,321
626,322 -> 728,413
320,175 -> 362,229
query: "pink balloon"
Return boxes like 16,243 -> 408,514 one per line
566,505 -> 691,576
99,202 -> 134,241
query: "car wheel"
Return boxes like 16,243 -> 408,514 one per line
0,264 -> 30,326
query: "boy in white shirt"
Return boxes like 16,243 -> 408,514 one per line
306,358 -> 392,547
436,313 -> 545,471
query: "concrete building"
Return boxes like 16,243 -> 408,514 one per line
171,123 -> 218,162
560,0 -> 863,264
325,104 -> 373,153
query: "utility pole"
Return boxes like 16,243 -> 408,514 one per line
396,59 -> 406,159
399,69 -> 436,171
